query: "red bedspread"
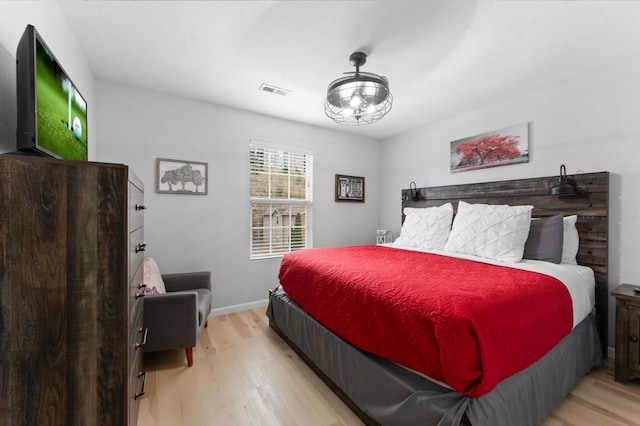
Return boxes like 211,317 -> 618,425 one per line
278,245 -> 573,397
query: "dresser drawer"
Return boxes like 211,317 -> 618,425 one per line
129,227 -> 145,283
629,304 -> 640,375
130,261 -> 145,319
128,344 -> 145,426
129,305 -> 145,361
129,181 -> 145,233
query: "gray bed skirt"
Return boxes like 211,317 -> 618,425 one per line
266,286 -> 603,426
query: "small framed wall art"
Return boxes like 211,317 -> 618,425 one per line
335,174 -> 365,202
156,158 -> 208,195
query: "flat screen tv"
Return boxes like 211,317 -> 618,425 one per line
16,24 -> 88,160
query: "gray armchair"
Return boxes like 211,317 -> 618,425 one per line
142,271 -> 212,366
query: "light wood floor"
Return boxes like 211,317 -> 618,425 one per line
137,308 -> 640,426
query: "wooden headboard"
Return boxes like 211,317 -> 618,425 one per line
401,171 -> 609,355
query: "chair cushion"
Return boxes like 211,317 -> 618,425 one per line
194,288 -> 212,325
144,257 -> 166,294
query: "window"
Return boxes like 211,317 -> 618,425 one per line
250,141 -> 313,259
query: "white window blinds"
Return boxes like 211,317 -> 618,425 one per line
249,141 -> 313,259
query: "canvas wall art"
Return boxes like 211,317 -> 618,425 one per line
450,123 -> 530,173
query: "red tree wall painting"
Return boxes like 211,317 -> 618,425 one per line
450,123 -> 529,173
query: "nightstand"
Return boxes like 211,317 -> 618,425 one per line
611,284 -> 640,383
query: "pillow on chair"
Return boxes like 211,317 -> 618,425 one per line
144,257 -> 166,294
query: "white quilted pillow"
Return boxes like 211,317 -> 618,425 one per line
395,203 -> 453,250
562,215 -> 579,264
444,201 -> 533,262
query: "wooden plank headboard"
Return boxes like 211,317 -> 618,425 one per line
401,171 -> 609,355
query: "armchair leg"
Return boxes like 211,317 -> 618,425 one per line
205,320 -> 208,328
185,347 -> 194,367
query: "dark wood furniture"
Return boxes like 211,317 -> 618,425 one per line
611,284 -> 640,383
128,168 -> 147,424
401,171 -> 609,356
0,155 -> 146,425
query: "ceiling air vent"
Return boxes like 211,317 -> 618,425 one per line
259,83 -> 290,97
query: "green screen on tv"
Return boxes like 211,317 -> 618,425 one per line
35,36 -> 87,160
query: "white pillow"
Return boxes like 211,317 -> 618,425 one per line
444,201 -> 533,262
562,215 -> 579,264
395,203 -> 453,250
144,257 -> 167,294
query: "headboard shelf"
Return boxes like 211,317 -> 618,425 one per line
401,171 -> 609,356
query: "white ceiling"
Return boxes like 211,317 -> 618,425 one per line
57,1 -> 640,141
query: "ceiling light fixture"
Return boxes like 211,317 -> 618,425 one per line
324,52 -> 393,126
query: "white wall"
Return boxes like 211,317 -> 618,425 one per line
96,81 -> 381,313
0,1 -> 381,314
0,2 -> 97,159
2,0 -> 636,351
379,57 -> 640,351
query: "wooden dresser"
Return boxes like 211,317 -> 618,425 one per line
0,155 -> 146,425
612,284 -> 640,384
128,168 -> 147,424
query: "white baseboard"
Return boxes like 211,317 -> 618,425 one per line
608,346 -> 615,359
208,299 -> 269,317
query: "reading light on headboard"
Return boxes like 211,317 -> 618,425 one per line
409,182 -> 419,201
549,164 -> 576,195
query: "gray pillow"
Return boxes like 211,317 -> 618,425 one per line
523,214 -> 564,263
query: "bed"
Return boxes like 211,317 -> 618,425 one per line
267,171 -> 608,425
